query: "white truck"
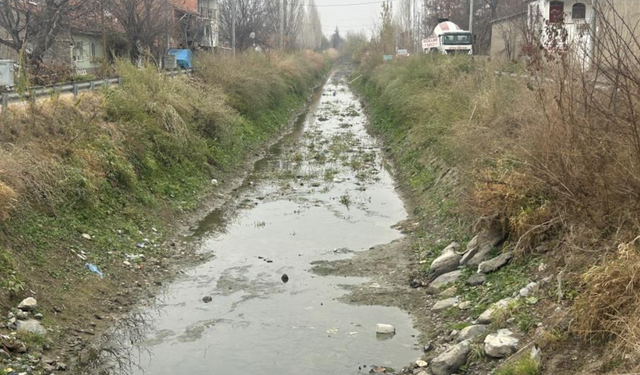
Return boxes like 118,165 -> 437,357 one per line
422,20 -> 473,55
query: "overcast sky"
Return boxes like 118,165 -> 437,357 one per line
315,0 -> 384,37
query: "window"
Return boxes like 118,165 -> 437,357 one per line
90,42 -> 97,58
72,41 -> 84,62
572,3 -> 586,20
443,33 -> 472,45
549,1 -> 565,23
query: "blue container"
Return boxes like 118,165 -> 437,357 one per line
168,49 -> 193,69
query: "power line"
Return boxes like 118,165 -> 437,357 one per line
306,0 -> 396,8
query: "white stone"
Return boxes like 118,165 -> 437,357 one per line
477,298 -> 514,324
432,297 -> 460,312
18,297 -> 37,311
531,345 -> 542,364
478,252 -> 513,274
430,340 -> 471,375
484,329 -> 519,358
457,324 -> 488,342
460,229 -> 505,267
430,242 -> 461,280
16,320 -> 46,336
416,360 -> 428,367
519,282 -> 539,297
430,270 -> 462,289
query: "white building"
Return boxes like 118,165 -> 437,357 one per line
528,0 -> 594,58
490,0 -> 596,60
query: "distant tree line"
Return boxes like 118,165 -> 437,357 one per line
218,0 -> 325,51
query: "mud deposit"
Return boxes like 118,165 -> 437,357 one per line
92,69 -> 422,375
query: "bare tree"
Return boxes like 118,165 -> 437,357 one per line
219,0 -> 275,50
0,0 -> 89,62
106,0 -> 169,61
280,0 -> 305,49
299,0 -> 322,50
219,0 -> 306,50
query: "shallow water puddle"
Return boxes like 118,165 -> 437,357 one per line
115,70 -> 420,375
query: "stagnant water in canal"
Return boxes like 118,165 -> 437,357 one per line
100,69 -> 421,375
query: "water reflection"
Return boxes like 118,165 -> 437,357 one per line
79,69 -> 420,375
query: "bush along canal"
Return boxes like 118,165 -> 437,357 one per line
81,67 -> 423,375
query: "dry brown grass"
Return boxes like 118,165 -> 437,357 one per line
574,238 -> 640,357
0,177 -> 16,221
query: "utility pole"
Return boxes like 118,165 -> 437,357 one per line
590,0 -> 598,62
232,0 -> 237,55
165,0 -> 170,61
280,0 -> 285,49
468,0 -> 474,54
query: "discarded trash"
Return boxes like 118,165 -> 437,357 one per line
326,327 -> 339,335
281,274 -> 289,283
211,179 -> 219,186
376,324 -> 396,335
126,253 -> 145,261
85,263 -> 103,279
202,296 -> 213,303
81,233 -> 92,240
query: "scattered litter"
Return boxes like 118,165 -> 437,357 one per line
81,233 -> 92,240
136,243 -> 146,249
85,263 -> 103,279
281,274 -> 289,283
326,328 -> 339,335
211,179 -> 219,186
125,253 -> 145,261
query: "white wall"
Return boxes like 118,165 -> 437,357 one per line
529,0 -> 594,60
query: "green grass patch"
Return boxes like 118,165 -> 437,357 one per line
495,357 -> 541,375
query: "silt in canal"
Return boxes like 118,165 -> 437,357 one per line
95,70 -> 421,375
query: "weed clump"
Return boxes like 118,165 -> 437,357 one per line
494,357 -> 541,375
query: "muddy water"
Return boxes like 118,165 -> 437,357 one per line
122,70 -> 420,374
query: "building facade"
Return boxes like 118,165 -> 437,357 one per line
490,0 -> 640,61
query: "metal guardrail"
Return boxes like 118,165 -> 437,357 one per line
0,68 -> 192,113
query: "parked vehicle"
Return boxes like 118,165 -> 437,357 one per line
422,20 -> 473,55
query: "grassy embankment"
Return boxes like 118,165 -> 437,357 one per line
353,52 -> 640,373
0,51 -> 329,350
